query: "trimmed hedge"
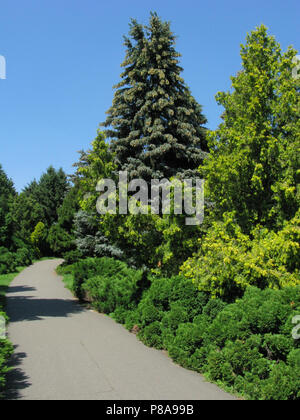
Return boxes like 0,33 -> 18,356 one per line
82,260 -> 144,315
61,257 -> 300,400
0,336 -> 13,396
132,284 -> 300,400
70,257 -> 148,311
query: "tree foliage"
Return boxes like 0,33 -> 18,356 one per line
102,12 -> 208,181
31,166 -> 70,227
202,25 -> 299,233
0,165 -> 16,249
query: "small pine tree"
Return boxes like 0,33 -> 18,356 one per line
102,12 -> 208,182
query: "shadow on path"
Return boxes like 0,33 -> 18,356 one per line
4,347 -> 31,400
6,286 -> 37,294
7,296 -> 85,322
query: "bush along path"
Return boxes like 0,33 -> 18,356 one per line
5,259 -> 235,400
58,257 -> 300,401
0,266 -> 27,397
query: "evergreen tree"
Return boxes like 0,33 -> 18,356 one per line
47,224 -> 75,256
72,132 -> 122,259
57,186 -> 80,232
32,166 -> 70,227
74,210 -> 122,259
0,164 -> 16,249
11,192 -> 45,243
202,25 -> 300,233
72,130 -> 115,212
102,12 -> 208,181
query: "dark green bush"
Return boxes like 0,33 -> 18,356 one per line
262,334 -> 294,361
82,258 -> 144,314
72,258 -> 103,299
259,362 -> 300,400
198,287 -> 300,399
122,274 -> 209,349
0,248 -> 17,275
161,303 -> 189,334
15,247 -> 33,267
62,249 -> 83,266
168,322 -> 206,368
60,255 -> 300,400
138,321 -> 163,349
126,282 -> 300,399
135,296 -> 164,327
57,263 -> 75,276
0,334 -> 13,396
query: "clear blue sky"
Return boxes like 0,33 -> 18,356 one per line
0,0 -> 299,191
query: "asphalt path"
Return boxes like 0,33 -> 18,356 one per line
5,260 -> 235,400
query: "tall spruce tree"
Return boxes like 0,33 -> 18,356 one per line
102,12 -> 208,181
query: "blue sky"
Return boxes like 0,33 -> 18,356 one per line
0,0 -> 299,191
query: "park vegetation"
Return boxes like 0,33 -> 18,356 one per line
1,13 -> 299,399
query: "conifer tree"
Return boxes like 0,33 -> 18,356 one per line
202,25 -> 300,232
102,12 -> 208,181
32,166 -> 69,227
72,130 -> 115,212
0,164 -> 16,248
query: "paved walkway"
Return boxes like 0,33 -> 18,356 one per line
6,260 -> 235,400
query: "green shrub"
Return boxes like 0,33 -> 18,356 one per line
0,337 -> 13,396
15,247 -> 33,267
129,283 -> 300,399
59,254 -> 300,400
199,287 -> 300,399
259,362 -> 300,400
123,274 -> 209,349
136,275 -> 208,325
62,249 -> 83,266
82,258 -> 144,314
138,321 -> 163,349
0,248 -> 17,275
181,213 -> 300,299
56,263 -> 75,276
47,224 -> 74,256
262,334 -> 294,361
161,303 -> 189,334
206,336 -> 267,385
72,258 -> 103,299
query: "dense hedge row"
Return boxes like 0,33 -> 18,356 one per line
0,297 -> 13,396
0,251 -> 32,396
59,257 -> 300,400
0,246 -> 33,275
0,336 -> 13,396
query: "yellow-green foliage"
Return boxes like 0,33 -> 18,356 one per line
30,222 -> 46,257
76,130 -> 116,212
30,222 -> 45,245
181,212 -> 300,299
201,25 -> 299,233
